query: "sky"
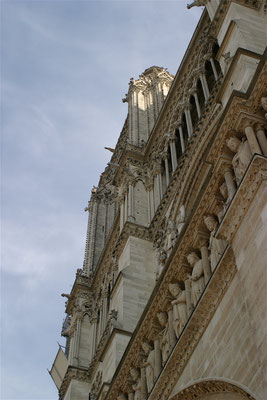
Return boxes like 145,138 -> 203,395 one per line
1,1 -> 202,399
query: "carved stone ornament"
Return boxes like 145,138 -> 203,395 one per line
171,379 -> 256,400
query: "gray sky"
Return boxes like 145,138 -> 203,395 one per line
1,1 -> 202,398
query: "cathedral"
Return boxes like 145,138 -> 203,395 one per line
49,1 -> 267,399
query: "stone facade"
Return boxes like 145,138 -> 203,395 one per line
50,1 -> 267,400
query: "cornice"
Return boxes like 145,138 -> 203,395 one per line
59,365 -> 90,399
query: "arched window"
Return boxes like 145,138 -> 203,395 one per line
196,79 -> 205,113
205,60 -> 216,93
181,113 -> 189,145
212,42 -> 222,75
167,145 -> 172,174
189,95 -> 198,128
175,128 -> 183,159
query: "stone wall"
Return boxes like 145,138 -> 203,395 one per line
170,182 -> 267,400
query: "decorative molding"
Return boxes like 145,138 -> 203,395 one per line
170,379 -> 256,400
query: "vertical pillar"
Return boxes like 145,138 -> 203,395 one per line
91,316 -> 97,359
87,200 -> 98,273
147,190 -> 151,223
164,157 -> 170,186
224,168 -> 236,200
158,173 -> 163,199
201,245 -> 211,284
128,184 -> 134,221
193,92 -> 201,118
124,193 -> 128,221
73,319 -> 81,366
210,57 -> 219,81
141,367 -> 147,400
153,338 -> 162,378
150,188 -> 155,217
256,125 -> 267,156
178,125 -> 185,152
170,140 -> 178,171
120,201 -> 124,231
200,73 -> 210,101
185,107 -> 193,137
244,124 -> 262,155
128,393 -> 134,400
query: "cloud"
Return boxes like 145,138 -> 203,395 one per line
1,1 -> 203,398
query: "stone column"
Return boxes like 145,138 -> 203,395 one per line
201,245 -> 211,284
141,367 -> 147,399
200,73 -> 210,101
244,124 -> 262,155
124,192 -> 128,221
178,125 -> 185,152
170,140 -> 178,171
185,107 -> 193,137
158,173 -> 163,199
193,92 -> 201,118
128,184 -> 134,221
150,188 -> 155,217
120,201 -> 124,231
153,338 -> 162,378
255,124 -> 267,156
224,167 -> 236,200
210,57 -> 219,81
128,393 -> 134,400
88,200 -> 98,272
90,315 -> 98,358
73,319 -> 81,366
147,190 -> 151,223
164,156 -> 170,186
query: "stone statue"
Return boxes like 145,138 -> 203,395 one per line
141,341 -> 155,393
187,0 -> 207,9
156,249 -> 167,280
168,283 -> 187,337
217,182 -> 230,222
130,367 -> 141,400
204,215 -> 227,272
157,311 -> 176,365
166,220 -> 177,255
226,136 -> 252,184
176,205 -> 186,234
187,252 -> 205,307
118,394 -> 128,400
261,96 -> 267,119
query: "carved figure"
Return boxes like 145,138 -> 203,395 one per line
168,283 -> 187,337
141,341 -> 155,393
166,220 -> 177,254
130,367 -> 141,400
204,215 -> 227,272
187,252 -> 205,307
261,96 -> 267,119
217,182 -> 228,222
176,205 -> 186,234
226,136 -> 252,184
157,311 -> 176,365
187,0 -> 207,9
156,249 -> 167,280
117,394 -> 128,400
